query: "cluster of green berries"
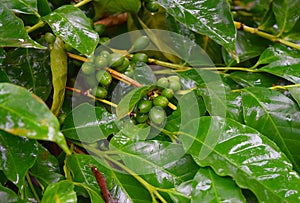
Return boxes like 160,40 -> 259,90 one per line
142,0 -> 159,12
157,75 -> 182,92
132,75 -> 181,125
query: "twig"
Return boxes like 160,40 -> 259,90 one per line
234,21 -> 300,51
26,173 -> 41,203
89,164 -> 115,203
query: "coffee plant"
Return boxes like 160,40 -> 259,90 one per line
1,0 -> 300,202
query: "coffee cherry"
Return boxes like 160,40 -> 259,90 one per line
109,53 -> 125,68
132,36 -> 150,50
153,95 -> 169,108
115,57 -> 130,72
161,88 -> 174,99
157,77 -> 169,88
132,53 -> 148,63
44,32 -> 56,44
94,24 -> 106,35
136,113 -> 149,123
169,80 -> 181,91
96,70 -> 112,86
168,75 -> 180,82
92,86 -> 108,98
94,56 -> 108,69
149,106 -> 165,125
99,37 -> 110,45
81,62 -> 95,75
145,1 -> 159,12
137,100 -> 153,113
99,50 -> 111,59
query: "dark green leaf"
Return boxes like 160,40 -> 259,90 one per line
0,83 -> 71,155
223,31 -> 268,66
0,2 -> 45,49
133,63 -> 156,85
62,103 -> 118,143
181,116 -> 300,202
241,87 -> 300,172
288,86 -> 300,107
43,5 -> 99,56
41,180 -> 77,203
37,0 -> 51,16
1,0 -> 38,15
229,71 -> 278,88
0,131 -> 38,188
93,0 -> 141,20
3,47 -> 52,100
116,86 -> 152,119
0,185 -> 25,203
76,183 -> 105,203
158,0 -> 237,58
191,167 -> 246,203
50,37 -> 67,116
30,144 -> 64,188
272,0 -> 300,34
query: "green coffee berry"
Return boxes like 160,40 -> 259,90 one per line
81,63 -> 95,75
149,106 -> 165,125
99,37 -> 110,45
132,36 -> 150,50
153,95 -> 169,108
136,113 -> 149,123
169,80 -> 181,91
161,88 -> 174,99
132,53 -> 148,63
94,24 -> 106,35
94,56 -> 108,69
137,100 -> 153,113
44,32 -> 56,44
157,77 -> 169,88
109,53 -> 125,68
115,57 -> 130,72
96,70 -> 112,86
92,86 -> 108,98
145,1 -> 159,12
168,75 -> 180,82
99,50 -> 111,59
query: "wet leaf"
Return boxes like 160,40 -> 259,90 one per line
0,185 -> 25,203
50,37 -> 67,116
30,144 -> 64,188
1,0 -> 38,15
191,167 -> 246,203
225,91 -> 244,123
0,131 -> 38,188
62,103 -> 118,143
272,0 -> 300,34
3,47 -> 52,101
43,5 -> 99,56
133,63 -> 156,85
241,87 -> 300,172
0,83 -> 71,155
158,0 -> 237,58
41,180 -> 77,203
0,2 -> 45,49
288,86 -> 300,107
93,0 -> 141,20
116,86 -> 152,119
181,116 -> 300,202
229,72 -> 278,88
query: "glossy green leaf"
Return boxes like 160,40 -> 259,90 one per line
93,0 -> 141,20
0,131 -> 38,188
41,180 -> 77,203
0,185 -> 25,203
37,0 -> 51,16
158,0 -> 237,58
241,87 -> 300,172
43,5 -> 99,56
223,31 -> 268,66
255,44 -> 300,66
229,71 -> 278,88
62,103 -> 118,143
133,63 -> 156,85
50,37 -> 67,116
3,47 -> 52,100
288,86 -> 300,107
0,2 -> 45,49
272,0 -> 300,34
1,0 -> 38,15
0,83 -> 71,155
116,86 -> 152,119
191,167 -> 246,203
113,141 -> 199,188
181,116 -> 300,202
30,144 -> 64,188
225,91 -> 244,123
76,183 -> 105,203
